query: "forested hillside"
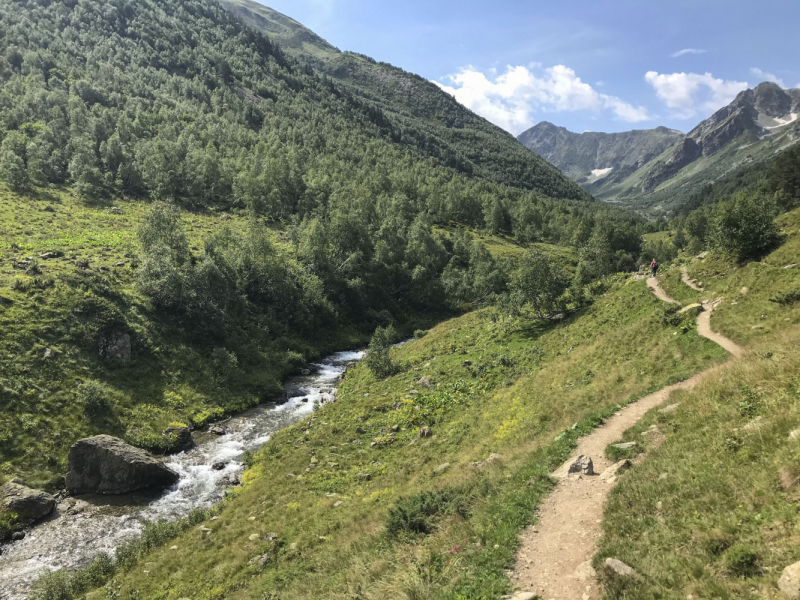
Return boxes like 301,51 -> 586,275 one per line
0,0 -> 648,486
219,0 -> 583,196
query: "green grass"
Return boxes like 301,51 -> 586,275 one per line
657,264 -> 705,305
594,208 -> 800,598
597,328 -> 800,599
678,208 -> 800,346
85,273 -> 727,600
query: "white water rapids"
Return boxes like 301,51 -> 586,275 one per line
0,350 -> 364,600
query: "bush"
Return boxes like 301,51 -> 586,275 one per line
660,305 -> 682,328
770,289 -> 800,305
77,380 -> 112,416
413,329 -> 427,339
386,488 -> 473,537
511,249 -> 569,318
710,193 -> 780,261
211,347 -> 239,383
364,325 -> 400,379
724,544 -> 759,577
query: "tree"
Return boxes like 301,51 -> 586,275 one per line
511,250 -> 568,319
0,145 -> 27,191
710,193 -> 780,261
364,325 -> 399,378
137,204 -> 192,311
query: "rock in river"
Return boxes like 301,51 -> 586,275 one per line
0,481 -> 56,535
66,435 -> 180,495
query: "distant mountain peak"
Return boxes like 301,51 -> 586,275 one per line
518,82 -> 800,213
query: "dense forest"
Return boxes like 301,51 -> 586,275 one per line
0,0 -> 656,326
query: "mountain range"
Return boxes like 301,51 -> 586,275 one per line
518,82 -> 800,214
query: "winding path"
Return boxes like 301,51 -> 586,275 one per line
681,266 -> 704,291
510,277 -> 743,600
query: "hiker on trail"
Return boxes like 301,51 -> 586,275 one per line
651,258 -> 659,277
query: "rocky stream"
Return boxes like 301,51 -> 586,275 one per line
0,349 -> 364,600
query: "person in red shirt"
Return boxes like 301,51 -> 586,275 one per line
651,258 -> 659,277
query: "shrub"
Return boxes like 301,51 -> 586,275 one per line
770,289 -> 800,305
710,193 -> 780,261
724,544 -> 759,577
77,380 -> 112,416
413,329 -> 427,339
211,347 -> 238,383
364,325 -> 400,379
511,249 -> 569,318
386,488 -> 473,537
660,305 -> 682,328
0,510 -> 18,540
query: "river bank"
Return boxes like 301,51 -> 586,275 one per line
0,350 -> 364,600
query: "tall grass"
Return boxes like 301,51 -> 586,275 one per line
597,330 -> 800,598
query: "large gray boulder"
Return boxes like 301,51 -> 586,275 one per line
66,435 -> 179,495
1,481 -> 55,529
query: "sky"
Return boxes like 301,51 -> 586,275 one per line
258,0 -> 800,136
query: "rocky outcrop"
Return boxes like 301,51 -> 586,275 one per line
552,455 -> 594,478
1,481 -> 56,535
517,121 -> 684,184
642,138 -> 702,191
66,435 -> 179,495
99,330 -> 131,363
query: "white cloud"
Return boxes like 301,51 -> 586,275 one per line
644,71 -> 748,119
434,64 -> 650,134
750,67 -> 785,87
671,48 -> 707,58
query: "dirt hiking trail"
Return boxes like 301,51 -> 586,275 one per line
681,266 -> 704,291
510,277 -> 744,600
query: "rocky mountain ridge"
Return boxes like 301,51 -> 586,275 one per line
517,122 -> 684,186
518,82 -> 800,213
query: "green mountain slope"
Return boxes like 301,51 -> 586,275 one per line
220,0 -> 590,198
519,83 -> 800,215
66,270 -> 728,600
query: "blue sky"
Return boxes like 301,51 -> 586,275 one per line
260,0 -> 800,136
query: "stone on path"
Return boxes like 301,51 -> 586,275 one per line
604,558 -> 640,579
600,459 -> 632,481
573,560 -> 596,581
779,561 -> 800,598
611,442 -> 636,450
505,593 -> 537,600
553,455 -> 593,478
